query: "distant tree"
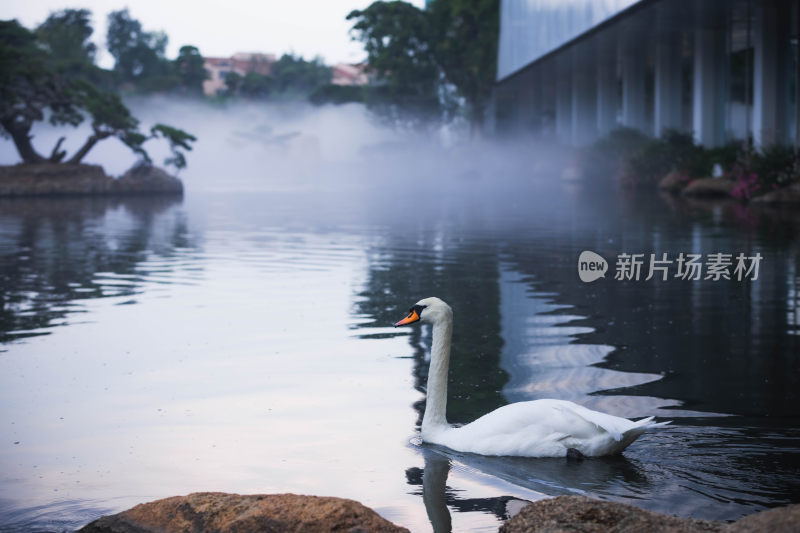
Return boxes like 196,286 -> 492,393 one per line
347,2 -> 442,121
0,19 -> 195,170
223,71 -> 243,95
348,0 -> 499,131
428,0 -> 498,131
270,53 -> 332,95
35,9 -> 96,73
174,45 -> 208,94
106,9 -> 177,90
240,72 -> 274,98
223,71 -> 273,99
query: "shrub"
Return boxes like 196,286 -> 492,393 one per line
621,129 -> 703,185
729,144 -> 799,200
309,84 -> 366,105
591,127 -> 651,162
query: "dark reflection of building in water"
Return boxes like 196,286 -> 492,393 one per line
352,230 -> 510,427
0,197 -> 191,343
500,190 -> 800,419
351,183 -> 800,522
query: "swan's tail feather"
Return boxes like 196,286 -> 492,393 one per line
632,416 -> 671,431
607,417 -> 671,454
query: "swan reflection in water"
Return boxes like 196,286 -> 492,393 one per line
407,443 -> 650,533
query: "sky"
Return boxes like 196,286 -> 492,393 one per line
3,0 -> 424,67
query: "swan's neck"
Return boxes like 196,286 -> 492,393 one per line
422,318 -> 452,431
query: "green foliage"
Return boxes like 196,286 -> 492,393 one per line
222,54 -> 331,101
0,16 -> 196,171
593,124 -> 799,197
0,19 -> 50,114
428,0 -> 499,128
0,19 -> 85,161
750,145 -> 798,188
347,1 -> 443,123
687,141 -> 740,179
150,124 -> 197,170
270,53 -> 332,95
224,71 -> 274,99
591,127 -> 651,162
309,84 -> 366,105
729,144 -> 799,199
35,9 -> 97,78
347,0 -> 499,128
625,129 -> 703,184
106,9 -> 177,89
174,45 -> 208,94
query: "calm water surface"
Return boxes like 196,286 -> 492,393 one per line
0,174 -> 799,532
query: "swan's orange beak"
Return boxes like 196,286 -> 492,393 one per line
394,309 -> 420,327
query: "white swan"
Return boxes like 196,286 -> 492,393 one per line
394,297 -> 669,458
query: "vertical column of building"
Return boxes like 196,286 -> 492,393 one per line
753,0 -> 791,148
541,58 -> 558,138
692,4 -> 726,147
621,25 -> 647,134
572,44 -> 597,146
596,34 -> 619,137
556,53 -> 573,144
529,68 -> 543,135
654,4 -> 683,136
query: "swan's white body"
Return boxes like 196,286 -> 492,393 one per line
398,297 -> 668,458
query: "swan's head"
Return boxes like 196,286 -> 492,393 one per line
394,297 -> 452,327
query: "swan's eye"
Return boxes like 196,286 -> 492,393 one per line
411,304 -> 427,316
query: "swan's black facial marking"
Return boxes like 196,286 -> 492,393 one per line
409,304 -> 427,317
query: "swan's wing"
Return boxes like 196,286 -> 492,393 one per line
553,402 -> 639,441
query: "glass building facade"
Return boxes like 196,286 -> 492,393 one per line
494,0 -> 800,148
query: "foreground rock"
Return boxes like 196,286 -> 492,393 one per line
0,163 -> 182,196
78,492 -> 409,533
500,495 -> 800,533
724,504 -> 800,533
750,182 -> 800,205
500,496 -> 720,533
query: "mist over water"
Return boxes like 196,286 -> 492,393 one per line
1,99 -> 799,532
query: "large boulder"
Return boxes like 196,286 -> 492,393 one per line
499,496 -> 721,533
682,177 -> 736,198
725,504 -> 800,533
77,492 -> 409,533
750,182 -> 800,204
113,164 -> 183,195
501,495 -> 800,533
658,170 -> 689,192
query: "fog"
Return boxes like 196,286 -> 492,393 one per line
0,98 -> 572,196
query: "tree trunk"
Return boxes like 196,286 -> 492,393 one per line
67,133 -> 101,164
0,118 -> 46,164
470,104 -> 485,141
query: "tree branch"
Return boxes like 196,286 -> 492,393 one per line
48,136 -> 67,162
67,132 -> 101,164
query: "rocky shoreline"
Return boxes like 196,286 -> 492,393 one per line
77,492 -> 799,533
0,163 -> 183,197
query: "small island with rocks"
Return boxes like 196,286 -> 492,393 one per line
0,162 -> 183,197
